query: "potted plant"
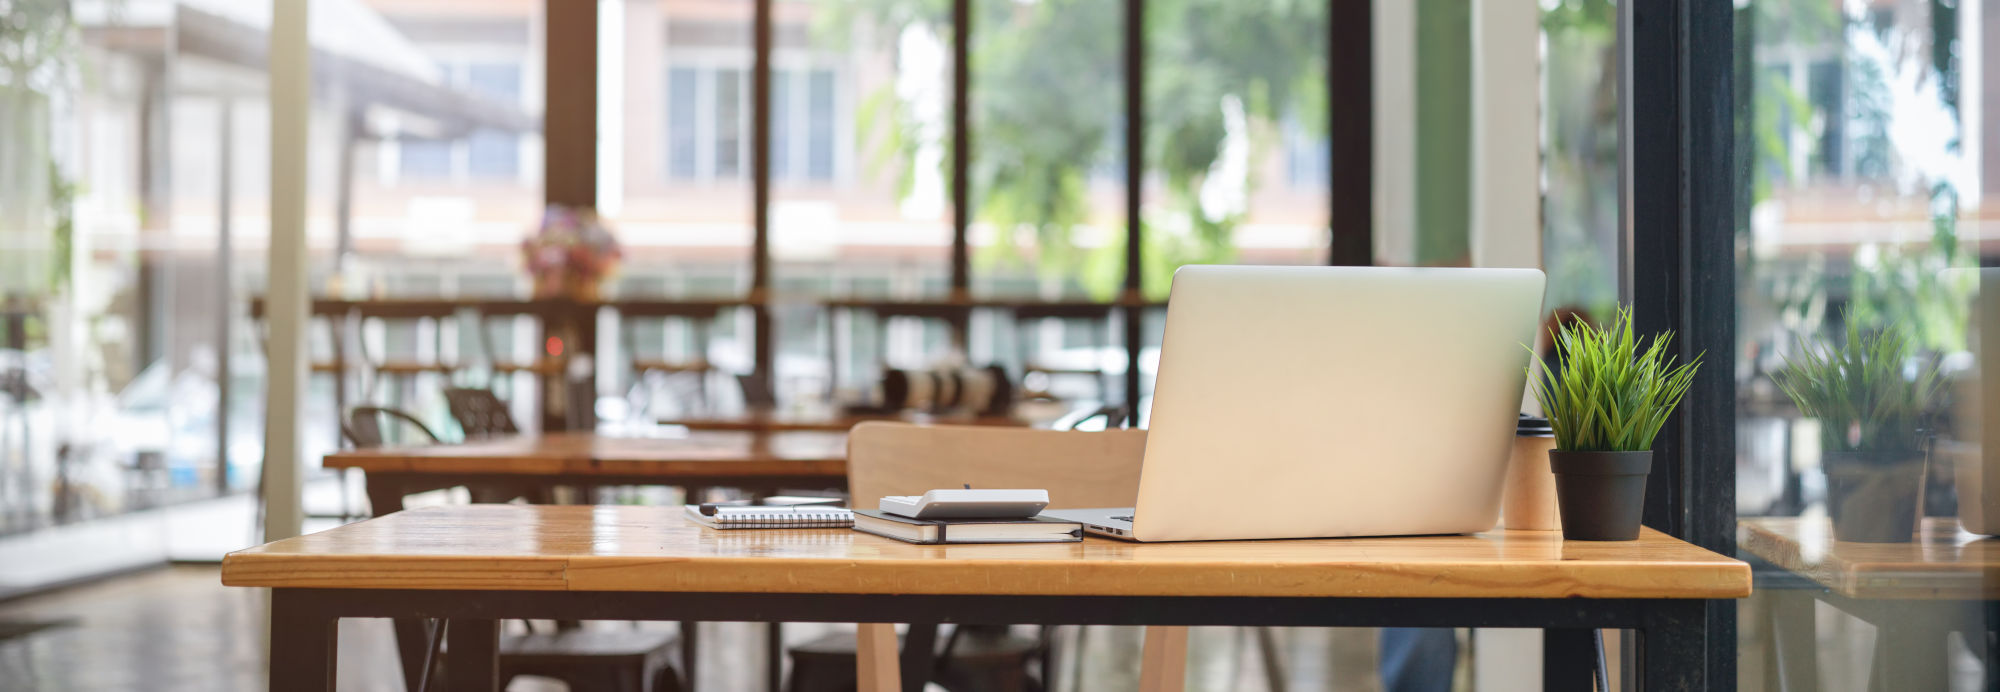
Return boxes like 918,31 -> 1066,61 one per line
1527,308 -> 1701,541
1771,319 -> 1939,543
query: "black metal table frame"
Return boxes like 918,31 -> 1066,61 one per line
360,472 -> 848,692
268,589 -> 1714,692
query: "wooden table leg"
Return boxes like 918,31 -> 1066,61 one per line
856,623 -> 902,692
1138,626 -> 1188,692
1640,601 -> 1704,691
270,590 -> 337,692
1543,629 -> 1595,692
445,618 -> 500,692
1768,589 -> 1819,692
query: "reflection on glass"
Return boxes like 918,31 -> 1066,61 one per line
968,0 -> 1125,301
1735,0 -> 1991,687
1541,0 -> 1619,319
1141,0 -> 1330,294
769,0 -> 951,402
609,0 -> 754,296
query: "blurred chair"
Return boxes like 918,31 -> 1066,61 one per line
1009,304 -> 1114,402
620,303 -> 724,417
357,301 -> 462,409
474,302 -> 565,403
252,298 -> 355,444
786,422 -> 1177,692
342,405 -> 440,449
737,373 -> 779,412
444,387 -> 520,439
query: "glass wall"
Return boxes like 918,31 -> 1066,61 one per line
768,0 -> 953,402
1733,0 -> 1992,688
0,0 -> 545,580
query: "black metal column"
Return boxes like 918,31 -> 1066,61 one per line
1625,0 -> 1738,688
951,0 -> 972,299
1122,0 -> 1145,412
753,0 -> 776,380
1328,0 -> 1373,267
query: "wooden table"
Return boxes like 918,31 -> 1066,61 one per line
226,505 -> 1749,691
325,431 -> 849,514
324,430 -> 845,690
662,411 -> 1035,433
1738,517 -> 2000,691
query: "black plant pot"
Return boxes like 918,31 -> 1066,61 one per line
1549,450 -> 1653,541
1823,450 -> 1926,543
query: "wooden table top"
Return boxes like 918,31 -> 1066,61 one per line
663,411 -> 1032,433
1738,517 -> 2000,600
223,505 -> 1750,599
322,431 -> 847,477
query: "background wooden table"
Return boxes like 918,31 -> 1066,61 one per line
228,505 -> 1749,692
1738,517 -> 2000,691
325,431 -> 849,512
661,411 -> 1034,433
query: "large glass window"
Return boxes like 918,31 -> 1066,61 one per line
606,1 -> 754,298
968,0 -> 1126,301
1732,0 -> 1991,687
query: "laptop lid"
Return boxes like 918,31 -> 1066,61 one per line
1130,266 -> 1547,542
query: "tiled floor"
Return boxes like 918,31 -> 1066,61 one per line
0,565 -> 1395,691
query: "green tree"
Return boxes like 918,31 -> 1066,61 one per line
828,0 -> 1325,299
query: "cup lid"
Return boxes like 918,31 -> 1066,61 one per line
1517,413 -> 1553,436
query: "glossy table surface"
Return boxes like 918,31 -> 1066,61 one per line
662,411 -> 1032,433
321,431 -> 847,477
224,505 -> 1751,599
1737,517 -> 2000,600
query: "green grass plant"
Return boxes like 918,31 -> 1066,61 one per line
1770,318 -> 1938,454
1528,308 -> 1702,452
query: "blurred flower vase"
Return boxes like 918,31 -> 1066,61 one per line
1772,319 -> 1940,543
523,205 -> 621,302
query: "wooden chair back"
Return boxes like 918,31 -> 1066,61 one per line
846,422 -> 1148,509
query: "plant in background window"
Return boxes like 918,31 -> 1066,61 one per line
1,0 -> 83,294
1526,308 -> 1701,541
1771,317 -> 1940,542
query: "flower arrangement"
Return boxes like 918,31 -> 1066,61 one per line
522,205 -> 621,300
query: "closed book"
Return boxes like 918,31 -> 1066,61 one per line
850,510 -> 1084,544
683,504 -> 854,529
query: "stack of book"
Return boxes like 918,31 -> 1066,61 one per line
851,510 -> 1083,545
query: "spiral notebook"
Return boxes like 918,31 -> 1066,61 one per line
682,504 -> 854,529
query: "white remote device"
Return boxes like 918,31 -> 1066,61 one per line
878,489 -> 1050,520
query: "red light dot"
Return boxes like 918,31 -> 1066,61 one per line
546,337 -> 564,357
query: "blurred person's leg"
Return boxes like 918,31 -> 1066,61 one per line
1379,627 -> 1456,692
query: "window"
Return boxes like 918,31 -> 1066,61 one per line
401,139 -> 456,179
667,66 -> 701,179
395,61 -> 527,182
466,62 -> 524,179
716,68 -> 746,178
669,65 -> 838,183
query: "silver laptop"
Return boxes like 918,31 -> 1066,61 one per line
1044,265 -> 1546,542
